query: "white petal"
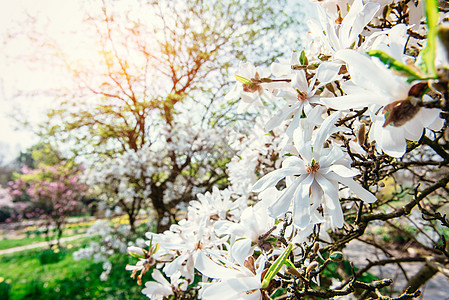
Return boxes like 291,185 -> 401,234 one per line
403,118 -> 424,141
265,102 -> 299,132
319,146 -> 345,168
417,107 -> 444,129
322,93 -> 388,110
271,62 -> 291,77
313,112 -> 341,156
292,174 -> 314,229
316,61 -> 343,85
329,164 -> 360,177
331,173 -> 377,203
152,269 -> 171,287
231,239 -> 253,266
269,174 -> 307,218
315,174 -> 339,210
164,253 -> 188,276
377,123 -> 407,158
195,251 -> 240,279
201,277 -> 261,300
252,167 -> 301,193
316,174 -> 344,228
335,49 -> 408,97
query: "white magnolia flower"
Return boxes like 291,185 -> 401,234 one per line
196,251 -> 266,300
265,69 -> 321,136
214,200 -> 275,265
141,269 -> 174,299
323,49 -> 443,157
308,0 -> 380,55
253,112 -> 377,229
225,62 -> 274,113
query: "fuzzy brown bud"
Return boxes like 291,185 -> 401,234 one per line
306,261 -> 319,275
357,123 -> 366,146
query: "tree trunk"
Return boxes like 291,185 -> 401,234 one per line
406,263 -> 438,293
128,212 -> 136,234
56,221 -> 63,248
155,208 -> 172,233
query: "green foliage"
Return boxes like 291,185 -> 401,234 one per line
0,243 -> 142,300
420,0 -> 439,76
38,248 -> 65,265
0,280 -> 11,300
366,50 -> 425,82
15,142 -> 64,170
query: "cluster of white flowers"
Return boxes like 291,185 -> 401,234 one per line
73,219 -> 138,280
84,121 -> 230,209
127,0 -> 447,298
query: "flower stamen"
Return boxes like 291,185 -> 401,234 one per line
306,159 -> 320,173
296,89 -> 308,101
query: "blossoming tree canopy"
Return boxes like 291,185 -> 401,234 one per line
8,161 -> 87,246
126,0 -> 449,299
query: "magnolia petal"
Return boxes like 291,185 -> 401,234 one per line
322,93 -> 388,110
316,61 -> 344,86
231,238 -> 253,266
329,164 -> 360,178
403,118 -> 424,142
269,174 -> 307,218
286,108 -> 303,137
332,174 -> 377,203
152,269 -> 171,287
343,1 -> 380,48
335,49 -> 405,96
271,62 -> 291,77
315,174 -> 339,210
201,277 -> 262,300
324,193 -> 345,228
265,102 -> 300,132
164,253 -> 188,276
282,156 -> 306,173
377,123 -> 407,158
224,83 -> 241,100
252,167 -> 300,193
319,146 -> 345,168
313,112 -> 341,156
315,174 -> 344,228
417,107 -> 444,129
292,174 -> 314,229
142,281 -> 172,298
292,70 -> 308,91
195,251 -> 240,279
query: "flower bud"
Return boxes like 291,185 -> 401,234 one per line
286,265 -> 301,277
438,24 -> 449,62
305,261 -> 319,275
357,123 -> 366,146
128,246 -> 146,259
329,251 -> 344,262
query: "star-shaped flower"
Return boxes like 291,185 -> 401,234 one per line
253,112 -> 377,229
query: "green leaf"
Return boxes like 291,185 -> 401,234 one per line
366,50 -> 424,82
261,244 -> 293,289
234,74 -> 253,85
420,0 -> 439,76
299,50 -> 308,65
284,259 -> 295,268
329,252 -> 343,262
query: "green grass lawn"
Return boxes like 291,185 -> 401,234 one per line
0,238 -> 143,299
0,233 -> 81,250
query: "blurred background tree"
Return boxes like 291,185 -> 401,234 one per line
2,0 -> 301,231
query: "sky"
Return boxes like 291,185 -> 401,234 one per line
0,0 -> 86,162
0,0 -> 315,164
